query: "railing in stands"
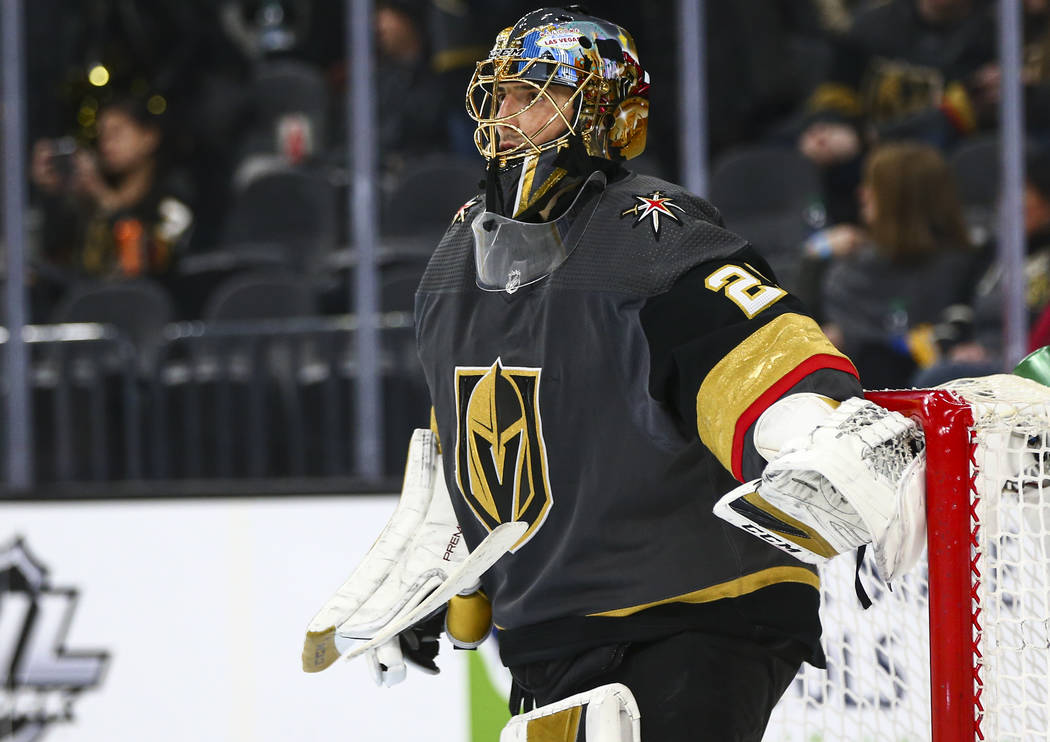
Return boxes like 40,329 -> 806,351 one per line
0,313 -> 422,497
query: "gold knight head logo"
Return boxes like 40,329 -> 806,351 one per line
455,359 -> 552,550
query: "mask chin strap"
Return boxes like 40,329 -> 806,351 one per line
485,153 -> 558,220
485,157 -> 513,216
484,138 -> 611,221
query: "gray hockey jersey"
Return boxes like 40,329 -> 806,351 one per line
415,170 -> 863,665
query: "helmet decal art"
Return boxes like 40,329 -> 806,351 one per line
466,7 -> 650,166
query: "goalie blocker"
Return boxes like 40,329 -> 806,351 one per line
714,394 -> 928,583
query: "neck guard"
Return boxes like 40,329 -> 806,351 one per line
485,138 -> 614,221
472,170 -> 606,293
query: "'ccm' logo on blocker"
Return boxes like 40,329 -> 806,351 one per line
0,538 -> 109,741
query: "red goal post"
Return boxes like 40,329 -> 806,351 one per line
763,374 -> 1050,742
866,387 -> 977,742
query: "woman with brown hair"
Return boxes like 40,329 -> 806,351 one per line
812,141 -> 979,388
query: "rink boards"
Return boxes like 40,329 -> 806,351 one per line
0,495 -> 469,742
2,495 -> 927,742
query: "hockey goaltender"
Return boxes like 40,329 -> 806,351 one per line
303,6 -> 927,741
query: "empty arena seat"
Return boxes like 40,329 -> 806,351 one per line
50,278 -> 175,373
709,145 -> 825,291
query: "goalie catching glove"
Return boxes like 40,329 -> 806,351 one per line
302,429 -> 496,686
714,395 -> 927,583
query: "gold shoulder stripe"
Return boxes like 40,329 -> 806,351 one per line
588,566 -> 820,618
696,313 -> 855,477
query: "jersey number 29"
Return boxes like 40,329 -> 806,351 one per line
704,264 -> 786,319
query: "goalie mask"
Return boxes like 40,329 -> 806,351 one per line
464,7 -> 642,281
467,6 -> 650,165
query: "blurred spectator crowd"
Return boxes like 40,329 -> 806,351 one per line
16,0 -> 1050,439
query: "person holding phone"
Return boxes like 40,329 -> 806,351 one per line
29,98 -> 194,310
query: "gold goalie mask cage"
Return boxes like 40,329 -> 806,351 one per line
466,8 -> 650,166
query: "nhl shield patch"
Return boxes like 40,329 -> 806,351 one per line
620,190 -> 685,239
454,358 -> 553,551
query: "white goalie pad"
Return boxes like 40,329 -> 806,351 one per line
715,397 -> 927,583
500,683 -> 641,742
302,429 -> 466,673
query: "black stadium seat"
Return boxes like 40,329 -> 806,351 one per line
710,145 -> 823,220
380,154 -> 481,240
44,279 -> 175,480
50,278 -> 175,373
950,135 -> 1000,212
709,145 -> 825,291
950,135 -> 1000,244
218,168 -> 339,269
203,271 -> 319,321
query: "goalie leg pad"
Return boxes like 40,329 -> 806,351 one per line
499,683 -> 641,742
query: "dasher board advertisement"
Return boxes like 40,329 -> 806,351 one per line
0,496 -> 467,742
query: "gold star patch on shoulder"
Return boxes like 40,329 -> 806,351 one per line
451,196 -> 481,226
620,191 -> 685,239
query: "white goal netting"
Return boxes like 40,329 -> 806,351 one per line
764,374 -> 1050,742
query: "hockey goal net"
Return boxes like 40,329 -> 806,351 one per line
763,374 -> 1050,742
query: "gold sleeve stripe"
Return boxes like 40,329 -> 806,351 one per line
588,566 -> 820,618
696,313 -> 858,480
807,82 -> 863,117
